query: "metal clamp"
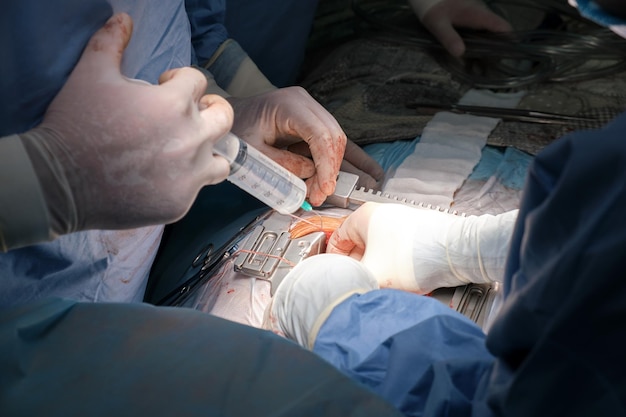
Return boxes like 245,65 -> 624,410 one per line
233,212 -> 327,294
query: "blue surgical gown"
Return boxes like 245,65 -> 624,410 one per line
0,0 -> 194,307
0,0 -> 319,307
3,0 -> 626,415
311,112 -> 626,416
1,2 -> 402,415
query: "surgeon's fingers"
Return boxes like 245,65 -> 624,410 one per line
158,67 -> 209,103
289,140 -> 384,193
326,207 -> 370,259
344,140 -> 384,176
285,140 -> 336,177
456,6 -> 512,33
193,94 -> 234,184
76,13 -> 133,75
290,139 -> 384,183
287,88 -> 347,198
422,1 -> 512,57
223,141 -> 324,205
306,129 -> 346,196
423,18 -> 466,57
284,122 -> 344,204
293,130 -> 344,206
343,140 -> 384,185
198,93 -> 234,126
326,222 -> 365,260
262,146 -> 317,180
257,145 -> 326,204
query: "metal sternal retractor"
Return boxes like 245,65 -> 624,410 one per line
213,133 -> 312,215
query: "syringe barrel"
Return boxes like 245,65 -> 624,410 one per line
213,133 -> 307,215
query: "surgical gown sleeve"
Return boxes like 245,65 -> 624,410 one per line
185,0 -> 275,97
185,0 -> 319,87
472,112 -> 626,416
267,254 -> 494,416
185,0 -> 228,67
312,290 -> 494,417
0,298 -> 404,417
329,113 -> 626,417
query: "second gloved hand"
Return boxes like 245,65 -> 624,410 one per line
327,202 -> 517,294
19,13 -> 233,237
228,87 -> 348,207
286,139 -> 385,192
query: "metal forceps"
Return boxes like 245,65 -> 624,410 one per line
407,102 -> 603,125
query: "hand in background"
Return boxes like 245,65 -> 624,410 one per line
410,0 -> 512,57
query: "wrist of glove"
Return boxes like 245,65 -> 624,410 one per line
20,127 -> 79,238
0,134 -> 53,250
445,209 -> 517,286
360,204 -> 516,294
204,39 -> 276,97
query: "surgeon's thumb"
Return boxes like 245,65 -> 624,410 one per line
75,13 -> 133,77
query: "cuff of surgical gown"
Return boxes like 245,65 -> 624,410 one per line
204,39 -> 276,97
264,254 -> 379,350
0,134 -> 50,251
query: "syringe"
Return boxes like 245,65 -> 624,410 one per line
213,132 -> 312,215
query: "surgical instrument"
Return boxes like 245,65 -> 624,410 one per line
407,102 -> 606,126
326,171 -> 464,215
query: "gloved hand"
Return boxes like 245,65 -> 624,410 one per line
228,87 -> 348,206
326,202 -> 518,294
19,13 -> 232,237
203,39 -> 381,198
409,0 -> 512,57
287,139 -> 385,192
264,253 -> 379,349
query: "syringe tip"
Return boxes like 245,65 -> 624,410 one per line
300,200 -> 313,211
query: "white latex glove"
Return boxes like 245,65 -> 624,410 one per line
228,87 -> 348,206
327,202 -> 517,294
409,0 -> 513,57
19,13 -> 232,237
264,253 -> 379,349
